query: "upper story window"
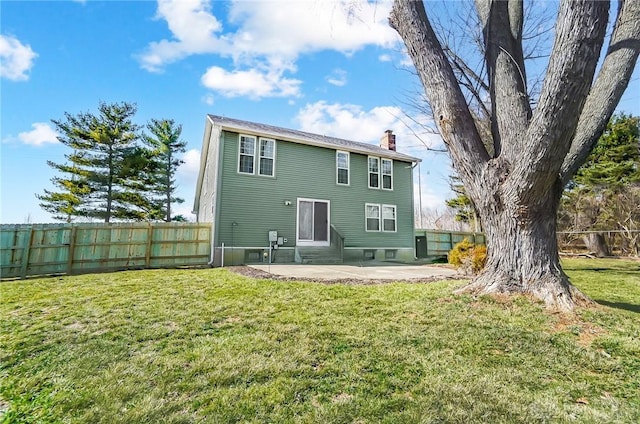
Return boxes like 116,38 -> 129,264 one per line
336,151 -> 349,185
238,134 -> 275,177
238,135 -> 256,174
368,157 -> 379,188
368,156 -> 393,190
259,138 -> 275,176
381,159 -> 393,190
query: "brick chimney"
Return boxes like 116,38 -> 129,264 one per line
380,130 -> 396,151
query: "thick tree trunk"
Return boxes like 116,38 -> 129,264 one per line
390,0 -> 639,311
583,233 -> 610,257
456,182 -> 592,311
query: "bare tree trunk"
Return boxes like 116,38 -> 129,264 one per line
390,0 -> 640,311
583,233 -> 611,257
457,183 -> 591,310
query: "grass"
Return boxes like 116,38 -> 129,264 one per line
1,258 -> 638,423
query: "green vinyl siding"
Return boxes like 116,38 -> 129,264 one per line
215,130 -> 414,249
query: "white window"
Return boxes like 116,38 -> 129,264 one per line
365,203 -> 380,231
382,205 -> 397,232
366,203 -> 397,232
381,159 -> 393,190
259,138 -> 275,176
238,135 -> 256,174
238,134 -> 275,176
368,157 -> 380,188
336,151 -> 349,185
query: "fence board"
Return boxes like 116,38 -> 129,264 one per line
415,229 -> 486,257
1,222 -> 212,279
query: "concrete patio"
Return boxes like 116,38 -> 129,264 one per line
248,262 -> 458,280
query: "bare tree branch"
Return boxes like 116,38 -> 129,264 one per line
513,0 -> 609,200
389,0 -> 490,191
561,0 -> 640,184
476,0 -> 531,158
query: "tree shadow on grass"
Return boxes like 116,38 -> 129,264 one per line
594,299 -> 640,314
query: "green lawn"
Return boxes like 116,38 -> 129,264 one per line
1,258 -> 638,423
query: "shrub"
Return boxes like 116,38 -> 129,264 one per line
448,238 -> 487,275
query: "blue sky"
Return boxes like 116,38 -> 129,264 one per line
1,0 -> 638,224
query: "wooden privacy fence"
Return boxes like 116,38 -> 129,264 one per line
414,229 -> 485,258
1,222 -> 211,279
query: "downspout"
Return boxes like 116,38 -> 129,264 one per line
411,160 -> 421,259
211,124 -> 225,266
208,206 -> 215,266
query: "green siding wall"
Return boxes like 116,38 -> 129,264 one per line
216,130 -> 415,249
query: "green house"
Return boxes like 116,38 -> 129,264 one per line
193,115 -> 421,265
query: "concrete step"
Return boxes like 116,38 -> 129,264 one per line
296,247 -> 343,264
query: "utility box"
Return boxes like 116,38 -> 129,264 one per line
268,231 -> 278,242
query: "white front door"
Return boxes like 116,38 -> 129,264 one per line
297,198 -> 330,246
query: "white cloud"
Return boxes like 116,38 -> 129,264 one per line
137,0 -> 228,72
294,101 -> 442,152
171,202 -> 196,221
138,0 -> 400,98
226,0 -> 397,60
0,35 -> 37,81
202,93 -> 215,105
17,123 -> 59,146
378,53 -> 392,62
140,0 -> 397,69
177,149 -> 201,182
201,65 -> 301,99
326,68 -> 347,87
296,101 -> 399,141
414,180 -> 449,210
174,149 -> 201,219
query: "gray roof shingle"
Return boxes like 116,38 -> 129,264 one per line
208,114 -> 420,163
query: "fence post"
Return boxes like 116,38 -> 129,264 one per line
425,233 -> 429,257
145,223 -> 153,269
67,226 -> 77,275
20,227 -> 34,279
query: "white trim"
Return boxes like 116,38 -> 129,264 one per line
365,203 -> 397,232
296,197 -> 331,246
336,150 -> 350,186
381,158 -> 393,190
367,156 -> 380,189
365,203 -> 381,232
237,134 -> 257,175
258,137 -> 276,177
381,204 -> 397,233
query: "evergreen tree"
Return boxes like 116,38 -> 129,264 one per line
445,173 -> 479,232
560,114 -> 640,255
36,159 -> 91,222
573,114 -> 639,191
143,119 -> 187,222
40,102 -> 142,222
